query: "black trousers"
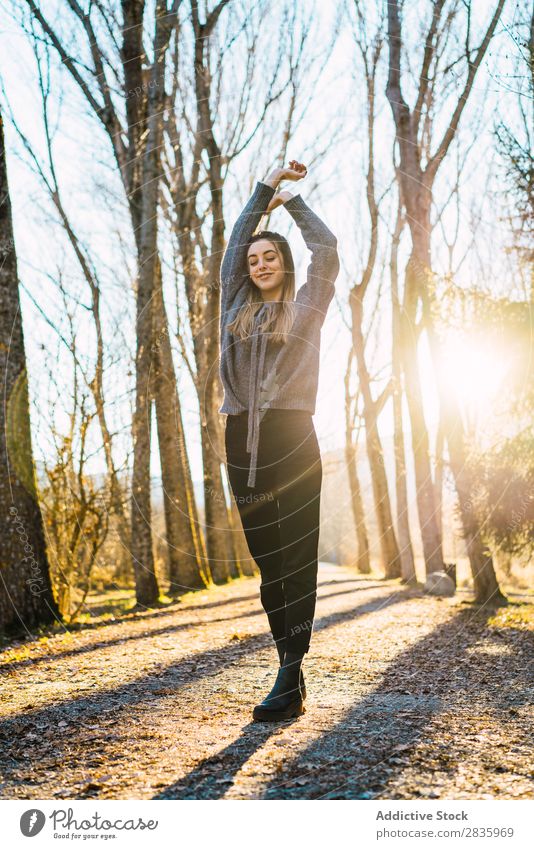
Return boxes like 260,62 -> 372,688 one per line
224,408 -> 323,655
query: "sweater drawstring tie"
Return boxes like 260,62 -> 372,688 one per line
246,305 -> 269,488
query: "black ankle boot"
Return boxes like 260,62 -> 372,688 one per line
275,642 -> 306,700
253,657 -> 304,722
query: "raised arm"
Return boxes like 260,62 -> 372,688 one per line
220,181 -> 275,309
282,194 -> 340,317
220,163 -> 308,310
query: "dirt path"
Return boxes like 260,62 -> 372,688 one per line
1,563 -> 532,800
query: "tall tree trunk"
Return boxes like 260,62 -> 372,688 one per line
0,110 -> 60,632
129,3 -> 177,605
199,418 -> 235,582
122,0 -> 203,603
386,0 -> 506,592
346,29 -> 399,578
24,0 -> 205,602
344,356 -> 371,574
152,264 -> 208,591
400,250 -> 445,575
182,274 -> 238,582
391,364 -> 417,584
434,422 -> 445,541
391,204 -> 416,584
345,438 -> 371,574
122,0 -> 159,603
350,292 -> 401,578
192,5 -> 240,582
130,354 -> 158,604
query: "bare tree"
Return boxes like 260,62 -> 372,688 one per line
128,1 -> 178,603
390,195 -> 417,584
344,352 -> 371,574
22,0 -> 207,602
386,0 -> 506,602
2,50 -> 133,586
151,260 -> 211,589
0,107 -> 60,632
348,2 -> 401,578
494,0 -> 533,289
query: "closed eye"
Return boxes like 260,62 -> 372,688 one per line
250,256 -> 276,264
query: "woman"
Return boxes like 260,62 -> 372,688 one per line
219,160 -> 340,721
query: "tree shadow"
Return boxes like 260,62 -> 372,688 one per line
152,721 -> 286,799
0,583 -> 388,673
10,566 -> 371,643
0,588 -> 413,797
257,608 -> 534,799
149,589 -> 414,799
68,591 -> 260,628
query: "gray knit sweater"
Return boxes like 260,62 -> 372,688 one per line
219,180 -> 340,488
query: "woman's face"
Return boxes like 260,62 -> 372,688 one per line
247,240 -> 285,298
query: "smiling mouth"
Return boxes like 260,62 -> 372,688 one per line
258,273 -> 272,279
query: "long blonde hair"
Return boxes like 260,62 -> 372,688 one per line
227,231 -> 296,344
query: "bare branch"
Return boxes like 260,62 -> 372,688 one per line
426,0 -> 506,182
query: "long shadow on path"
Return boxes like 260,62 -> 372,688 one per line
162,606 -> 533,800
260,608 -> 534,799
0,587 -> 414,801
153,588 -> 415,799
1,583 -> 386,675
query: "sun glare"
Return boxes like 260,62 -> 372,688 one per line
440,335 -> 509,424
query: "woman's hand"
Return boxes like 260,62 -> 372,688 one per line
263,160 -> 308,190
266,190 -> 293,214
281,160 -> 307,181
